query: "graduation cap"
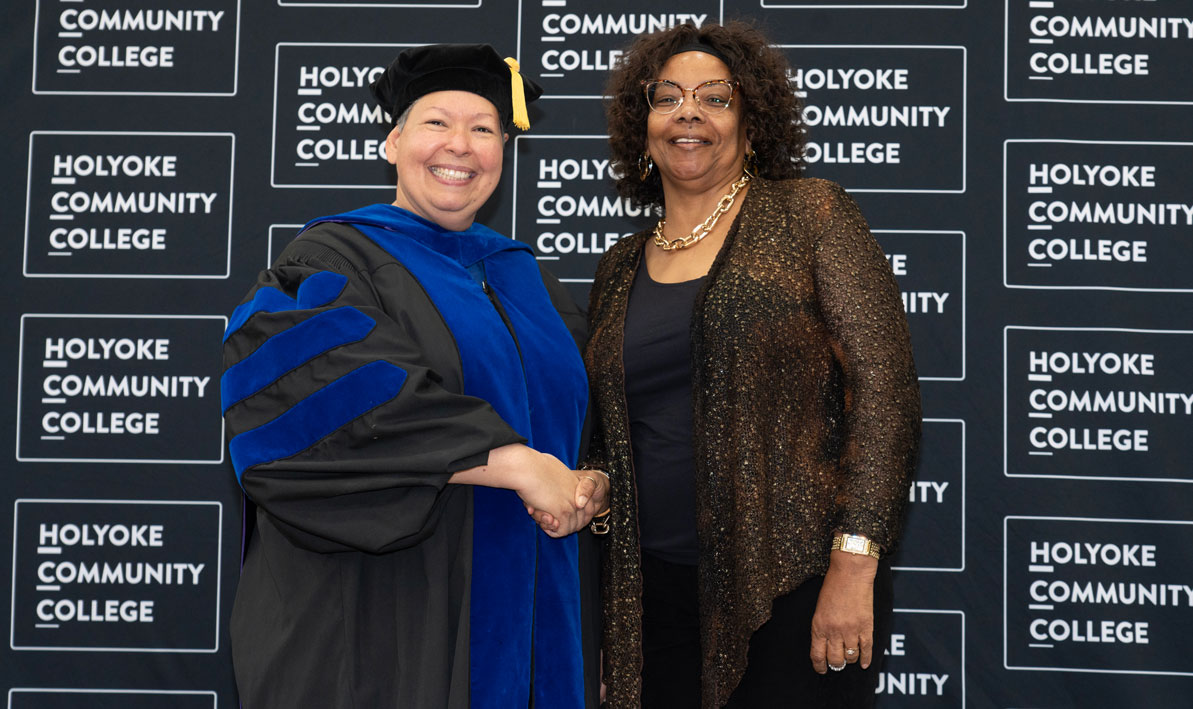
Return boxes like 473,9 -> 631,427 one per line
370,44 -> 544,131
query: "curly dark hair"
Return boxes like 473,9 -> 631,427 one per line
605,21 -> 806,208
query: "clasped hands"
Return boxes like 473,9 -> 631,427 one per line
518,452 -> 609,538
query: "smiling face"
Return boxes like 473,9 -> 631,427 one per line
385,90 -> 507,231
645,51 -> 749,198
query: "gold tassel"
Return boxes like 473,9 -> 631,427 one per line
504,57 -> 530,130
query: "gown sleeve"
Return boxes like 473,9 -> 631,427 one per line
810,181 -> 921,552
221,231 -> 526,554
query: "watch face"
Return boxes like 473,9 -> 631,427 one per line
843,536 -> 868,553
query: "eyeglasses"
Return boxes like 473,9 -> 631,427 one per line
641,79 -> 738,115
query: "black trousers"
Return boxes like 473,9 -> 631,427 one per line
640,552 -> 894,708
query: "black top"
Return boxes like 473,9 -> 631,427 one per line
623,262 -> 704,565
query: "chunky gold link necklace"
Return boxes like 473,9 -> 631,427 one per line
653,174 -> 751,252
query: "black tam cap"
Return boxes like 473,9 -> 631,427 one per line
370,44 -> 544,131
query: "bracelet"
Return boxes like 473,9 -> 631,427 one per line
579,463 -> 610,534
579,462 -> 609,479
589,507 -> 611,535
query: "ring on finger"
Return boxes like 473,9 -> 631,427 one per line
845,648 -> 858,657
828,662 -> 846,672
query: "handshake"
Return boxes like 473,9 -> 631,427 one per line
519,452 -> 610,538
449,444 -> 610,538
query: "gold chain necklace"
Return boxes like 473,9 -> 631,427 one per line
653,174 -> 751,252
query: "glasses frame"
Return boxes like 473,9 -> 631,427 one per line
640,79 -> 739,115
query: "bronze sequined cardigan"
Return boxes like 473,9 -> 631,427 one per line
584,177 -> 921,708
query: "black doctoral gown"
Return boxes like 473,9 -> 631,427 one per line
220,204 -> 598,708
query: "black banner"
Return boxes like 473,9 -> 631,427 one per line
876,609 -> 965,705
24,132 -> 234,279
5,0 -> 1192,706
512,134 -> 657,284
1003,140 -> 1193,292
32,0 -> 238,95
10,500 -> 222,652
1004,327 -> 1193,484
891,419 -> 965,572
875,231 -> 966,381
1006,0 -> 1193,104
17,315 -> 225,464
1005,516 -> 1193,675
788,45 -> 966,192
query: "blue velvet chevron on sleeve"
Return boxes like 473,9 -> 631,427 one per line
222,269 -> 408,483
223,270 -> 348,342
228,360 -> 407,481
221,306 -> 376,411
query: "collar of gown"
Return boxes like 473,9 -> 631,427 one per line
304,203 -> 532,268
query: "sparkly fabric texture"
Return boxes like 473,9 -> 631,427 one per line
584,177 -> 921,708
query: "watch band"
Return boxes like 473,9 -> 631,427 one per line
831,533 -> 881,559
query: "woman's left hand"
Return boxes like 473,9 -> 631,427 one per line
809,551 -> 878,674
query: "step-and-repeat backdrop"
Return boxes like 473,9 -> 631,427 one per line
4,1 -> 1191,706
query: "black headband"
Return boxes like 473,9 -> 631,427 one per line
670,40 -> 730,66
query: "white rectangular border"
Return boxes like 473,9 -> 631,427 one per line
1003,515 -> 1193,676
511,134 -> 614,284
518,0 -> 727,101
8,688 -> 217,708
875,230 -> 966,381
31,0 -> 241,97
1002,326 -> 1193,484
1003,1 -> 1193,105
781,44 -> 967,194
890,608 -> 967,706
270,42 -> 416,190
762,0 -> 965,7
268,224 -> 306,267
10,499 -> 223,653
1002,139 -> 1193,293
893,418 -> 966,573
23,131 -> 236,280
15,313 -> 228,464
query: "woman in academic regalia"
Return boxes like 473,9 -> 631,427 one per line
220,44 -> 607,709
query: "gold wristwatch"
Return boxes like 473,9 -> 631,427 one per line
831,533 -> 881,559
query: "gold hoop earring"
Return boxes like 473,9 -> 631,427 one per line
638,153 -> 654,181
743,149 -> 758,178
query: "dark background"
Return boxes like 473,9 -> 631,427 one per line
4,0 -> 1192,706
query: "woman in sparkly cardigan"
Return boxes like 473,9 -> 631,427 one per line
585,22 -> 921,708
